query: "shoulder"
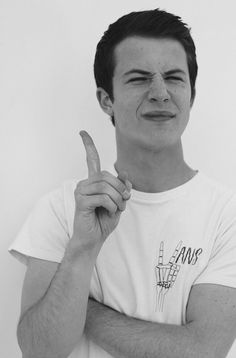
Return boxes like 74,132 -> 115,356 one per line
26,177 -> 84,244
196,172 -> 236,206
38,178 -> 81,215
42,178 -> 79,204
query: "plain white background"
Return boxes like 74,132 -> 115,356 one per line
1,0 -> 236,356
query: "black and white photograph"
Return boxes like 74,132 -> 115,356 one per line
1,1 -> 236,357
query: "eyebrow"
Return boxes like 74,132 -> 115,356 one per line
123,68 -> 187,77
123,69 -> 154,77
164,69 -> 187,76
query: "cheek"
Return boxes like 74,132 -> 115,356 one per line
114,93 -> 141,119
174,88 -> 191,113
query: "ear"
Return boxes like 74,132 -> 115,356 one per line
190,89 -> 196,108
96,87 -> 114,117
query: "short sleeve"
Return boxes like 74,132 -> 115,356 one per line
194,196 -> 236,288
8,185 -> 71,266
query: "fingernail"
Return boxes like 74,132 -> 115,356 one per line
125,179 -> 132,191
123,190 -> 131,199
79,130 -> 87,137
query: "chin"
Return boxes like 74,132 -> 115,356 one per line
138,132 -> 181,151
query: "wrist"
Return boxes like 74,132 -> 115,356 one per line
65,235 -> 102,266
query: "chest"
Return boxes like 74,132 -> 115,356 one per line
90,201 -> 216,323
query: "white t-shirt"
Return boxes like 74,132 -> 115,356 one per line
9,168 -> 236,357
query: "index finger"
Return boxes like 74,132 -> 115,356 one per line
169,241 -> 182,264
158,241 -> 164,265
80,130 -> 101,177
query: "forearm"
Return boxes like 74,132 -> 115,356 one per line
85,299 -> 207,358
17,238 -> 101,358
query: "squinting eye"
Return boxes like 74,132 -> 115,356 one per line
166,76 -> 183,82
128,77 -> 148,83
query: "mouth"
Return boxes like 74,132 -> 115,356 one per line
142,111 -> 176,122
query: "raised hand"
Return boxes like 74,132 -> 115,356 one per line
72,130 -> 132,251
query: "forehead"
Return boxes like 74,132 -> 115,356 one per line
113,36 -> 188,77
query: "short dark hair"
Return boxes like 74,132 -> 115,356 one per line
94,8 -> 198,126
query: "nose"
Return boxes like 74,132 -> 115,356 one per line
147,78 -> 170,103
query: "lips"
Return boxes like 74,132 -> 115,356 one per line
142,111 -> 176,123
142,110 -> 176,119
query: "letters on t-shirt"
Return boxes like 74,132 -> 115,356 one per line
175,246 -> 203,265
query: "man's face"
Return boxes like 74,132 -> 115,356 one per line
110,36 -> 192,151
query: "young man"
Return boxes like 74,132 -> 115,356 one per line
9,9 -> 236,358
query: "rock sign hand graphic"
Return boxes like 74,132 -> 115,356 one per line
155,241 -> 182,312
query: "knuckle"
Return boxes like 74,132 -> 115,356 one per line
74,181 -> 88,201
94,171 -> 103,180
74,186 -> 80,197
102,194 -> 110,204
117,181 -> 126,193
98,181 -> 107,192
74,186 -> 83,197
75,184 -> 82,194
101,170 -> 114,182
75,179 -> 87,191
101,170 -> 110,177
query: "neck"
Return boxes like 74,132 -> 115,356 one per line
115,140 -> 196,193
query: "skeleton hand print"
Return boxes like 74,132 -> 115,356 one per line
155,241 -> 182,311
